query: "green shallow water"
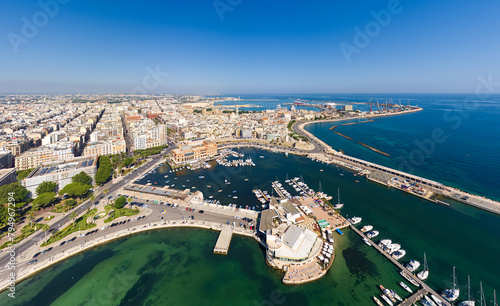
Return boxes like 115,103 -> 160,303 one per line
2,148 -> 499,305
0,228 -> 421,306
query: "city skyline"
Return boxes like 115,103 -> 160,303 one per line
2,0 -> 500,94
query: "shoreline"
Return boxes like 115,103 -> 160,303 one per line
0,220 -> 256,293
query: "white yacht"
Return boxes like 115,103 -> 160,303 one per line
406,260 -> 421,272
399,282 -> 413,293
417,252 -> 429,280
386,243 -> 401,254
350,217 -> 362,224
334,188 -> 344,209
441,266 -> 460,302
366,230 -> 379,239
458,275 -> 475,306
361,225 -> 373,232
392,249 -> 406,260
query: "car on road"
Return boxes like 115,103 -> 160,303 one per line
69,237 -> 77,242
33,252 -> 41,258
27,260 -> 38,266
59,241 -> 67,246
198,210 -> 204,214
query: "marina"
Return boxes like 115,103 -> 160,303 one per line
349,224 -> 451,306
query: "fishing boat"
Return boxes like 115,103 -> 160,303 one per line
417,252 -> 429,280
441,266 -> 460,302
458,275 -> 475,306
361,225 -> 373,232
334,188 -> 344,209
399,282 -> 413,293
373,296 -> 384,306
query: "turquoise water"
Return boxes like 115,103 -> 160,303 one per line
2,148 -> 500,305
2,94 -> 499,305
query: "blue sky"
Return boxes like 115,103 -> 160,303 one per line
1,0 -> 499,94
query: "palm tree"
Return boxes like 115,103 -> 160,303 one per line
70,212 -> 77,226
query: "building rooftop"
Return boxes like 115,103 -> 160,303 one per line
27,156 -> 97,179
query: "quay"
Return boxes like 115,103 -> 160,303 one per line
349,224 -> 451,306
214,225 -> 233,255
399,288 -> 428,306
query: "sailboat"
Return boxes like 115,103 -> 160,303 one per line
479,281 -> 486,306
493,289 -> 498,306
334,188 -> 344,209
225,175 -> 231,185
417,252 -> 429,280
458,275 -> 475,306
441,266 -> 460,302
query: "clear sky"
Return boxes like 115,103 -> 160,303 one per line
1,0 -> 499,94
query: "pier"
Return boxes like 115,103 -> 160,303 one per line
348,224 -> 451,306
399,288 -> 428,306
214,225 -> 233,255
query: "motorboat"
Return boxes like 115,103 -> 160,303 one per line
399,282 -> 413,293
361,225 -> 373,232
406,260 -> 420,272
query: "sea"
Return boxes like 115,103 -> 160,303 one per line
2,94 -> 499,305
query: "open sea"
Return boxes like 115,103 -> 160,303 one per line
2,94 -> 499,305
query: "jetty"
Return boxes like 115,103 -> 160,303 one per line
349,224 -> 451,306
333,131 -> 352,140
329,125 -> 337,130
357,142 -> 390,156
214,225 -> 233,255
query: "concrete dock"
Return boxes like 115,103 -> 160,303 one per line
214,225 -> 233,255
349,224 -> 451,306
399,288 -> 428,305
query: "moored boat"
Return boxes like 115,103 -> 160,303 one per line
373,296 -> 384,306
380,294 -> 393,306
399,281 -> 413,293
441,266 -> 460,302
417,252 -> 429,280
361,225 -> 373,232
406,260 -> 420,272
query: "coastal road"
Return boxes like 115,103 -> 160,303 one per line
0,146 -> 174,272
0,193 -> 254,286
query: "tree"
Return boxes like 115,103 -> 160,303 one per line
123,157 -> 134,167
70,212 -> 77,225
95,156 -> 113,185
114,196 -> 127,209
33,192 -> 56,209
36,181 -> 58,195
90,194 -> 95,206
72,171 -> 92,186
59,183 -> 91,199
0,182 -> 28,204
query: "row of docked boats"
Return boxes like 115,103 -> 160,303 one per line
216,157 -> 255,167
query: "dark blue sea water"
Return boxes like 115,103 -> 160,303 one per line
215,93 -> 500,201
